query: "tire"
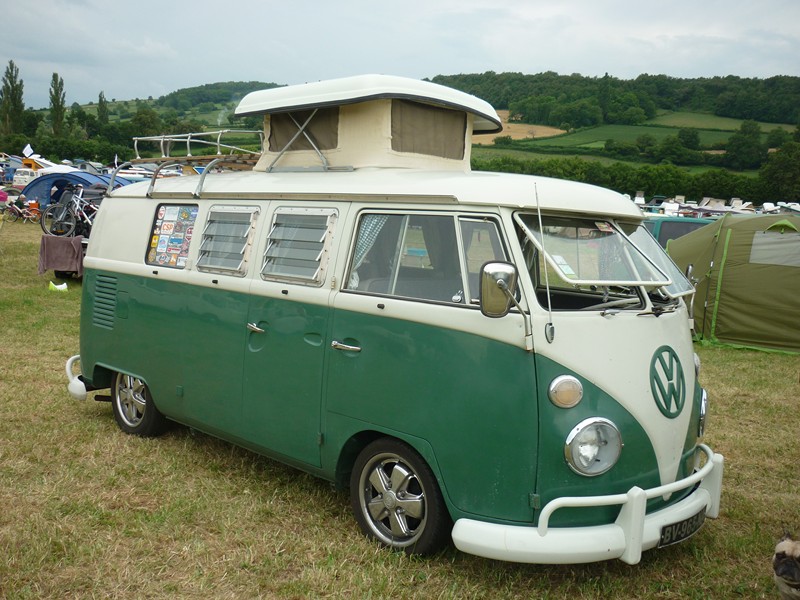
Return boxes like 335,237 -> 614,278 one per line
5,209 -> 19,222
111,372 -> 168,437
41,204 -> 76,236
350,438 -> 451,555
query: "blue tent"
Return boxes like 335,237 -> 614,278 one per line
21,172 -> 131,208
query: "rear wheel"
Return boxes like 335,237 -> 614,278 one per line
112,372 -> 167,436
350,438 -> 451,555
41,204 -> 76,236
5,209 -> 18,222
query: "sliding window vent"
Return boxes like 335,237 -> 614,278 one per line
262,208 -> 337,285
92,274 -> 118,329
197,206 -> 259,276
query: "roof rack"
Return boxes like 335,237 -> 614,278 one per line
132,129 -> 264,159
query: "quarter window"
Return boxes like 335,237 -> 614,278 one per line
261,208 -> 337,285
197,206 -> 259,276
460,218 -> 507,303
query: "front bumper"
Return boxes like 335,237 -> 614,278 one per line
452,444 -> 723,565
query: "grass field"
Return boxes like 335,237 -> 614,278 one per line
648,111 -> 796,132
521,125 -> 733,149
1,221 -> 798,598
511,111 -> 795,152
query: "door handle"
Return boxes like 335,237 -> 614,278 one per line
247,322 -> 265,334
331,340 -> 361,352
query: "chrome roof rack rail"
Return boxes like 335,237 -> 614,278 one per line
106,162 -> 132,196
133,129 -> 264,160
146,162 -> 184,198
194,157 -> 225,198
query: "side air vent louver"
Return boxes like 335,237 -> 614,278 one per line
92,275 -> 117,329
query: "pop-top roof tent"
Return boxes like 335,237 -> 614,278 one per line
234,74 -> 502,173
667,214 -> 800,353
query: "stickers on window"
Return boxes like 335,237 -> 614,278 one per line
146,204 -> 199,269
595,222 -> 614,233
552,254 -> 576,276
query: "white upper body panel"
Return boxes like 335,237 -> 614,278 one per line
114,168 -> 644,222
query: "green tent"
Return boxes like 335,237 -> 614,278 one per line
667,214 -> 800,353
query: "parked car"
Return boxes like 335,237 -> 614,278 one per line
644,214 -> 715,248
12,168 -> 39,188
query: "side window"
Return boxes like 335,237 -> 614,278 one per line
196,205 -> 259,276
261,208 -> 337,286
146,204 -> 199,269
345,213 -> 466,303
459,218 -> 507,303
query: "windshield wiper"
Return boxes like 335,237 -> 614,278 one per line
638,301 -> 679,317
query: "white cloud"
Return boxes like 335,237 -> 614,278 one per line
1,0 -> 797,108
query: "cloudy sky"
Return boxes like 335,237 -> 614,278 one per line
3,0 -> 799,109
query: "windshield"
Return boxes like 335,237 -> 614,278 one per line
624,223 -> 695,298
515,214 -> 671,286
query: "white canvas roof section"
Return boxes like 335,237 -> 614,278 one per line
235,74 -> 502,134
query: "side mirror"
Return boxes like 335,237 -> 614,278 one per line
480,261 -> 518,318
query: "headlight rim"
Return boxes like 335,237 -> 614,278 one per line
564,416 -> 623,477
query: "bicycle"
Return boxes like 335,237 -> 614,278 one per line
40,186 -> 99,237
3,199 -> 41,223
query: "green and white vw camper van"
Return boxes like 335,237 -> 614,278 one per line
66,75 -> 723,564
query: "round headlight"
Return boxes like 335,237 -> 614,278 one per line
564,417 -> 622,477
698,388 -> 708,438
548,375 -> 583,408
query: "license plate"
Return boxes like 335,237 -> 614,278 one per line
658,508 -> 706,547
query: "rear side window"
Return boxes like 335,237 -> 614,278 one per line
261,207 -> 337,285
196,206 -> 259,276
146,204 -> 199,269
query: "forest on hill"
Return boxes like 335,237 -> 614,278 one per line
1,62 -> 799,202
432,71 -> 800,126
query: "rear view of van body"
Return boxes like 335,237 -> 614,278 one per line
66,75 -> 723,564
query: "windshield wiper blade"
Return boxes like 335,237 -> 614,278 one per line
638,304 -> 678,317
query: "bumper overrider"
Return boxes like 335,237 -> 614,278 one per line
452,444 -> 723,565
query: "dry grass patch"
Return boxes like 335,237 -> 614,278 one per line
473,110 -> 565,143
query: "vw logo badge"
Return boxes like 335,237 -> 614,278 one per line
650,346 -> 686,418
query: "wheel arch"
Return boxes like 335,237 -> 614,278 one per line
333,429 -> 452,512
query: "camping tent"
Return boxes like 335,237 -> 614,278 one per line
667,214 -> 800,353
20,172 -> 131,208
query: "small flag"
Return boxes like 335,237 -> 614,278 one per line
22,143 -> 33,157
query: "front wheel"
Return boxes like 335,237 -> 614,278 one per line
350,438 -> 451,555
41,204 -> 76,236
112,372 -> 168,436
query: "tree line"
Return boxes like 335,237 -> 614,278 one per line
0,61 -> 265,166
473,136 -> 800,203
1,60 -> 799,201
432,71 -> 800,128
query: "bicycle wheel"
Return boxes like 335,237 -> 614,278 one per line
5,208 -> 19,222
41,204 -> 76,236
